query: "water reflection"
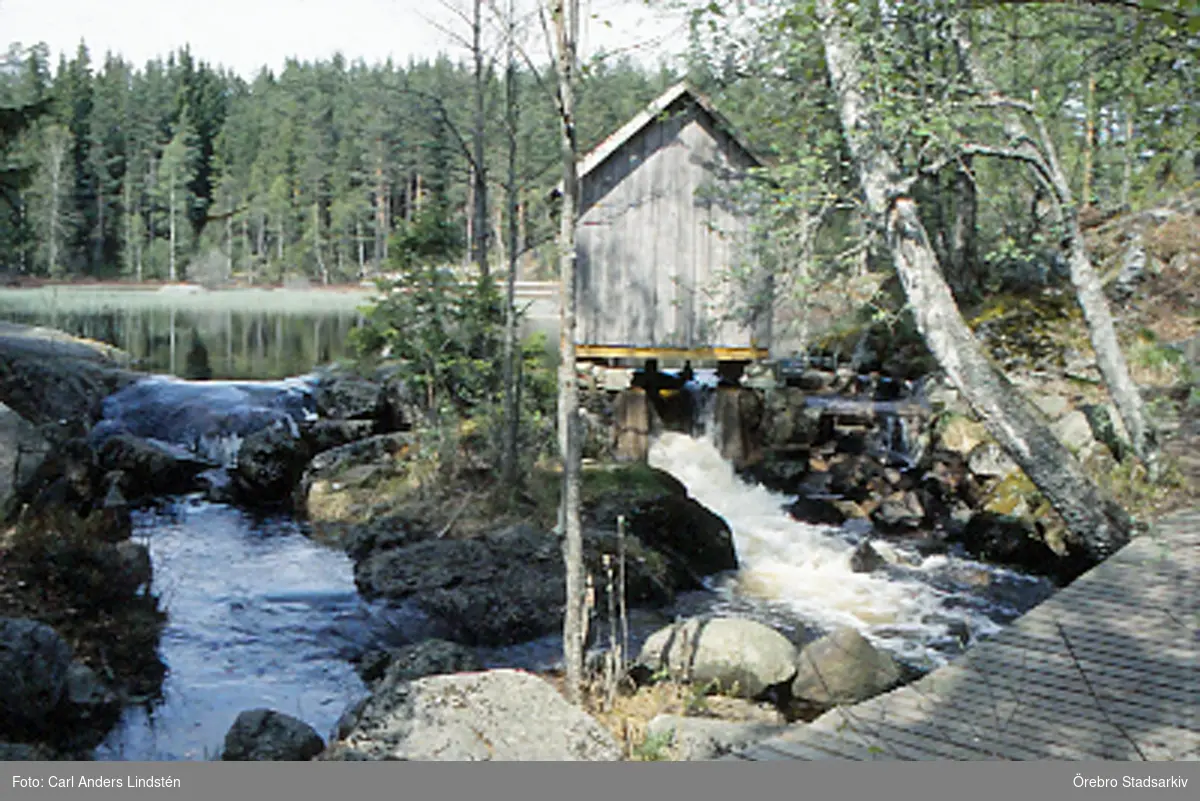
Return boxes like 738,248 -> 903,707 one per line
0,288 -> 367,380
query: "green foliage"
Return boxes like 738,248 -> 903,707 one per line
631,729 -> 675,762
352,251 -> 500,415
351,206 -> 558,481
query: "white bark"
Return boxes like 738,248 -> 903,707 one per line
550,0 -> 586,703
817,0 -> 1130,562
501,0 -> 521,485
949,15 -> 1154,467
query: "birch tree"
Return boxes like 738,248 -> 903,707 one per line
548,0 -> 586,704
948,14 -> 1156,470
30,124 -> 72,276
815,0 -> 1130,562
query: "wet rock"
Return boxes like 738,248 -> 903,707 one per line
326,669 -> 620,761
356,524 -> 675,646
828,455 -> 888,502
786,495 -> 846,526
341,517 -> 424,561
966,443 -> 1018,479
222,709 -> 325,761
95,434 -> 214,499
871,491 -> 925,533
956,512 -> 1085,580
303,419 -> 378,456
645,715 -> 787,761
622,493 -> 737,581
747,454 -> 811,495
0,322 -> 139,438
849,540 -> 886,574
0,617 -> 73,739
791,628 -> 902,708
312,370 -> 384,421
332,698 -> 370,742
113,540 -> 153,595
585,465 -> 737,583
637,617 -> 799,699
63,662 -> 120,729
0,402 -> 49,516
233,422 -> 311,505
358,639 -> 482,686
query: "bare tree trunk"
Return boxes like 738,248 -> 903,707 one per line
951,16 -> 1154,468
312,201 -> 328,284
356,216 -> 366,277
169,173 -> 177,283
123,177 -> 133,278
472,0 -> 490,278
242,214 -> 250,279
550,0 -> 586,704
46,131 -> 66,276
501,0 -> 521,485
374,149 -> 387,270
818,0 -> 1130,564
949,160 -> 977,299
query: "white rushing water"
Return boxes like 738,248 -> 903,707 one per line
649,431 -> 1052,667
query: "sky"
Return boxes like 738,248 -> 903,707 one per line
0,0 -> 694,77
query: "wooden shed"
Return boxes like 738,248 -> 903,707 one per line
570,82 -> 770,362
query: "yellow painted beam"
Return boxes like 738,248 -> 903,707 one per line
576,345 -> 769,361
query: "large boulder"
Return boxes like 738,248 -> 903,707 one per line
300,433 -> 415,532
0,617 -> 74,739
356,524 -> 680,647
957,511 -> 1089,581
95,434 -> 214,499
233,421 -> 311,505
585,465 -> 737,583
0,322 -> 139,439
302,419 -> 377,456
312,371 -> 384,421
0,402 -> 49,515
791,628 -> 902,708
637,617 -> 799,699
326,669 -> 621,761
222,709 -> 325,761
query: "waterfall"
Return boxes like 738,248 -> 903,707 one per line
648,431 -> 1050,667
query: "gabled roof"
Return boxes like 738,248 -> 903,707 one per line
581,81 -> 762,179
551,81 -> 762,197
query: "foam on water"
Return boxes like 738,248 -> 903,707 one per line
648,432 -> 1052,666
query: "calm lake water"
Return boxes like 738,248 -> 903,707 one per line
0,286 -> 369,380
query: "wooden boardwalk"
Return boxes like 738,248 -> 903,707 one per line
734,508 -> 1200,761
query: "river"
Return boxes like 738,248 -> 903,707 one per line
1,287 -> 1055,761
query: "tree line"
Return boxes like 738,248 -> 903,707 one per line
0,38 -> 674,283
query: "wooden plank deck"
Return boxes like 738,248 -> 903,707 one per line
734,508 -> 1200,761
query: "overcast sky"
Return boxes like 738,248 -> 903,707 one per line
0,0 -> 693,77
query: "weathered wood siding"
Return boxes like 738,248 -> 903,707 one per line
576,102 -> 768,352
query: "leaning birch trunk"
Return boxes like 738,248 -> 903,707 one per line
551,0 -> 586,703
949,15 -> 1154,468
817,0 -> 1130,563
